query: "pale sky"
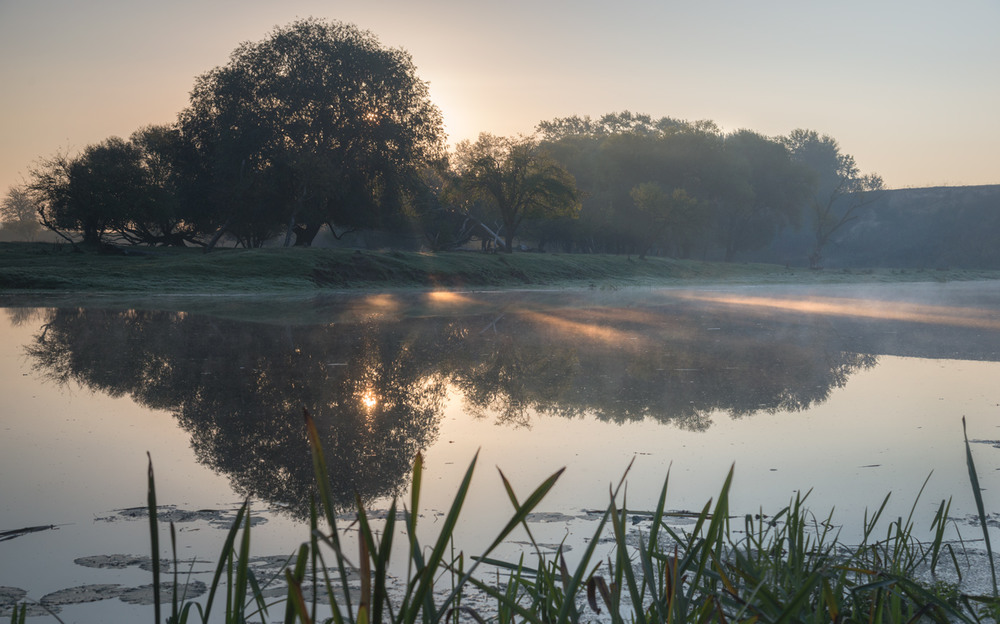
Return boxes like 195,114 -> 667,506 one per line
1,0 -> 997,195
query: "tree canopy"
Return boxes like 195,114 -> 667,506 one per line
179,18 -> 446,247
30,137 -> 149,246
714,130 -> 813,261
11,18 -> 911,267
782,129 -> 884,268
0,185 -> 43,241
452,134 -> 579,252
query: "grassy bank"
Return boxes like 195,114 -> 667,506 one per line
3,242 -> 999,296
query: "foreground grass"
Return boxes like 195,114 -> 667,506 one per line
9,415 -> 999,624
3,242 -> 999,296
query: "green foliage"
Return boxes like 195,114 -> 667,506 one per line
716,130 -> 814,262
8,419 -> 1000,622
29,137 -> 149,245
538,115 -> 742,257
179,18 -> 445,248
452,134 -> 580,252
27,128 -> 205,248
629,183 -> 701,259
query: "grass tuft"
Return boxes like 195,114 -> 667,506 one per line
10,419 -> 1000,623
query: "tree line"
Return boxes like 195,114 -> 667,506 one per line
3,17 -> 883,266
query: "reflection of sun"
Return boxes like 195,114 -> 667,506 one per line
361,389 -> 378,410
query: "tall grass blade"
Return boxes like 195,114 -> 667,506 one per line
284,544 -> 309,624
549,462 -> 634,624
303,408 -> 337,531
497,469 -> 544,561
147,452 -> 162,624
285,567 -> 314,624
404,453 -> 426,609
354,493 -> 396,624
357,512 -> 371,624
200,500 -> 248,623
169,521 -> 178,623
929,497 -> 952,573
309,497 -> 319,624
486,467 -> 565,556
403,451 -> 479,624
772,571 -> 822,624
607,497 -> 645,622
304,407 -> 358,621
963,416 -> 998,597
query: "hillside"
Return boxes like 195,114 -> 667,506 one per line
753,184 -> 1000,268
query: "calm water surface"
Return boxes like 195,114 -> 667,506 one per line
2,282 -> 1000,620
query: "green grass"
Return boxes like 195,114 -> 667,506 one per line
9,415 -> 999,623
3,242 -> 999,296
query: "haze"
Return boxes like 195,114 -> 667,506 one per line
1,0 -> 997,196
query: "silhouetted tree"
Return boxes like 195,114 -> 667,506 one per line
539,115 -> 725,255
715,131 -> 813,261
453,134 -> 580,252
179,18 -> 445,249
781,129 -> 885,268
111,124 -> 203,247
629,183 -> 701,259
30,138 -> 147,246
0,184 -> 43,241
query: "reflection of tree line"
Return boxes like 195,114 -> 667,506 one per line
445,307 -> 876,428
22,303 -> 875,516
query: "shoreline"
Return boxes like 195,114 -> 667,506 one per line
4,242 -> 1000,300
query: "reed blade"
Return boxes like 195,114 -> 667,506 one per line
963,416 -> 998,597
146,453 -> 161,624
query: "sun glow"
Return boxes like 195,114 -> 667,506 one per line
361,389 -> 378,411
520,310 -> 643,345
426,290 -> 475,306
677,293 -> 1000,330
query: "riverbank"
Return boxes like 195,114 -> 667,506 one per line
3,242 -> 999,296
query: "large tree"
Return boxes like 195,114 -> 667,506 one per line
782,129 -> 885,268
30,137 -> 148,246
179,18 -> 446,248
0,185 -> 44,241
715,130 -> 813,262
115,124 -> 203,247
453,134 -> 579,252
538,114 -> 725,255
629,183 -> 701,259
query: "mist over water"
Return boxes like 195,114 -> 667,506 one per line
2,282 -> 1000,619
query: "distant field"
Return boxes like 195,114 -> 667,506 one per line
2,242 -> 999,298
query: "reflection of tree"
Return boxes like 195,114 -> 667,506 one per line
25,309 -> 445,518
441,305 -> 877,430
23,293 -> 878,515
450,332 -> 579,427
4,306 -> 44,327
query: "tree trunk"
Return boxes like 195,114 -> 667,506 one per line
283,212 -> 297,247
205,218 -> 233,252
81,226 -> 101,247
293,222 -> 322,247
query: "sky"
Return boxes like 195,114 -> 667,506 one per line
1,0 -> 997,195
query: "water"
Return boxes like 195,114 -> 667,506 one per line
2,282 -> 1000,620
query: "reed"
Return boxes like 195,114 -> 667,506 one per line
7,418 -> 1000,623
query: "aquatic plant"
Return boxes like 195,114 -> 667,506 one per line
7,415 -> 999,623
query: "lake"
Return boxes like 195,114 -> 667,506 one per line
2,281 -> 1000,620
